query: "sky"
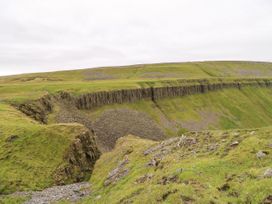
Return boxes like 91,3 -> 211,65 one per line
0,0 -> 271,76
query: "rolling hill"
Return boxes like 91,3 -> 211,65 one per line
0,61 -> 272,203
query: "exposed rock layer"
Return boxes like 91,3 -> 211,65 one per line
17,79 -> 272,124
18,95 -> 54,123
13,79 -> 272,192
53,130 -> 101,185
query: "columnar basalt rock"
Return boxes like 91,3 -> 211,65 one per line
74,79 -> 272,109
17,79 -> 272,123
13,78 -> 272,189
76,88 -> 152,109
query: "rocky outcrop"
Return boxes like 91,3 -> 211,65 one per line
53,130 -> 101,185
104,156 -> 130,186
76,88 -> 152,109
17,91 -> 75,123
17,95 -> 54,123
17,79 -> 272,123
74,79 -> 272,109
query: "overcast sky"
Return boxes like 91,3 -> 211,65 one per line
0,0 -> 271,76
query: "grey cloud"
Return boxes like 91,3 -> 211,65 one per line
0,0 -> 271,76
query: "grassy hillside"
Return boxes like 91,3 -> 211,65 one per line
1,61 -> 272,83
0,103 -> 97,194
0,61 -> 272,103
0,61 -> 272,203
71,87 -> 272,136
82,127 -> 272,204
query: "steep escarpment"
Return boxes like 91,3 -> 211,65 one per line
13,78 -> 272,156
17,79 -> 272,123
0,102 -> 100,194
75,79 -> 272,109
53,129 -> 101,185
15,79 -> 272,151
17,95 -> 54,123
17,91 -> 76,123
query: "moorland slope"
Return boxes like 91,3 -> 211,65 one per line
0,61 -> 272,203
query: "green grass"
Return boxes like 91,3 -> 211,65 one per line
0,61 -> 272,103
0,61 -> 272,201
82,127 -> 272,204
1,61 -> 272,83
155,87 -> 272,130
0,103 -> 89,194
0,195 -> 28,204
74,87 -> 272,136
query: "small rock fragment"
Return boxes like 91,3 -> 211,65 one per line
176,168 -> 183,174
95,195 -> 102,200
104,157 -> 130,186
147,157 -> 161,167
135,174 -> 153,184
230,141 -> 239,147
208,143 -> 219,151
264,168 -> 272,178
157,175 -> 180,185
256,151 -> 268,159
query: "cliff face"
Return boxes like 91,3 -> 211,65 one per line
17,95 -> 54,123
14,78 -> 272,187
53,129 -> 101,185
17,79 -> 272,123
17,91 -> 75,123
75,79 -> 272,109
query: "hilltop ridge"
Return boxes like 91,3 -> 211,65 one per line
1,61 -> 272,83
